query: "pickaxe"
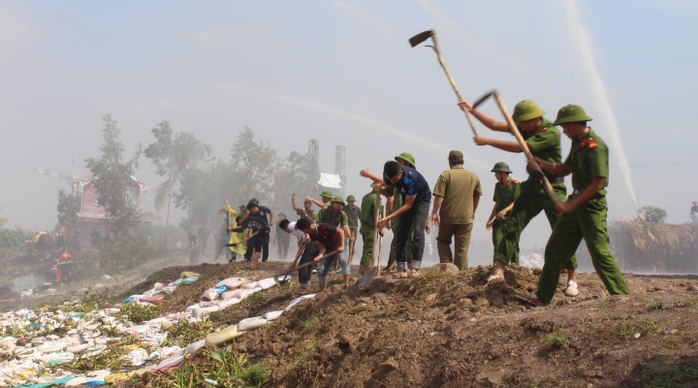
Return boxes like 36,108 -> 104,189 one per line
409,29 -> 479,136
471,89 -> 561,206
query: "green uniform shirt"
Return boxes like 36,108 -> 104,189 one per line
361,191 -> 378,227
433,165 -> 483,224
524,118 -> 564,180
318,207 -> 349,227
295,207 -> 317,220
564,128 -> 609,196
342,205 -> 361,228
493,178 -> 521,217
316,202 -> 331,222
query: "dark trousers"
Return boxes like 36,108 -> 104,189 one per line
298,241 -> 319,288
395,201 -> 430,266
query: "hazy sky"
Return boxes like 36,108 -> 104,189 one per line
1,1 -> 697,250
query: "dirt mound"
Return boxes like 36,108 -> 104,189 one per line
213,265 -> 698,387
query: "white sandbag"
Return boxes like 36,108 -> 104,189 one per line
193,306 -> 219,318
285,293 -> 316,311
236,289 -> 256,300
220,291 -> 238,301
217,298 -> 241,310
185,304 -> 200,313
201,289 -> 219,301
184,339 -> 206,355
237,316 -> 268,331
262,310 -> 284,321
242,281 -> 258,289
256,277 -> 277,290
215,277 -> 247,289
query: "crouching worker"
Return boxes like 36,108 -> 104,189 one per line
279,219 -> 319,294
295,218 -> 347,291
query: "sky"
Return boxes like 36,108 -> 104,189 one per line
1,0 -> 697,254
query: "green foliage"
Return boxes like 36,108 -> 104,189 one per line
639,206 -> 667,223
56,190 -> 81,249
120,302 -> 158,323
88,235 -> 158,275
0,225 -> 34,259
546,330 -> 568,347
644,363 -> 698,388
241,363 -> 270,387
229,127 -> 278,203
163,318 -> 214,346
85,114 -> 141,237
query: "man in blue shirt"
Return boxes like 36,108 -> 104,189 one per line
360,160 -> 432,278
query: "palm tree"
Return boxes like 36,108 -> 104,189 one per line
144,121 -> 212,249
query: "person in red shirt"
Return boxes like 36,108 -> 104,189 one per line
295,218 -> 346,291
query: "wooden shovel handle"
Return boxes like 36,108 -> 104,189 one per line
428,31 -> 479,137
493,92 -> 560,205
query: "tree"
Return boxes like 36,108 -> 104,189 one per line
56,189 -> 81,249
271,150 -> 313,212
639,206 -> 667,223
143,121 -> 212,249
85,114 -> 140,239
229,127 -> 278,204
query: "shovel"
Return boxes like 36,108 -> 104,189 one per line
274,248 -> 341,287
272,240 -> 308,287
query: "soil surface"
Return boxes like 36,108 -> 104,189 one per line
6,254 -> 698,387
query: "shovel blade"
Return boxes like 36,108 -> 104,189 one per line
409,29 -> 434,47
472,89 -> 497,109
359,266 -> 378,289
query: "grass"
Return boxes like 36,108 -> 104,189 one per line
619,318 -> 662,341
644,363 -> 698,388
546,330 -> 568,347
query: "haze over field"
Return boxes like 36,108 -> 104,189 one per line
1,0 -> 697,253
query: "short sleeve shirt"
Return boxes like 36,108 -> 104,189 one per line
342,205 -> 361,228
296,208 -> 317,220
286,222 -> 306,242
311,223 -> 342,251
432,165 -> 483,224
564,128 -> 609,195
383,166 -> 432,205
318,208 -> 349,227
360,191 -> 378,227
257,205 -> 272,222
493,178 -> 521,217
524,118 -> 564,180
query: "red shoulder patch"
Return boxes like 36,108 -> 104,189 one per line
513,180 -> 520,184
534,127 -> 548,136
588,138 -> 597,149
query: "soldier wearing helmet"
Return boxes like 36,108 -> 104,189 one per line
485,162 -> 521,279
521,105 -> 629,306
457,98 -> 578,292
342,195 -> 361,265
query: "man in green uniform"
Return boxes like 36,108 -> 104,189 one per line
342,195 -> 361,265
431,150 -> 483,270
522,104 -> 629,306
485,162 -> 521,279
359,184 -> 382,275
292,193 -> 317,222
459,99 -> 578,294
306,190 -> 333,221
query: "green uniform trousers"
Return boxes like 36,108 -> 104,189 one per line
537,196 -> 629,303
387,218 -> 414,267
360,225 -> 375,267
491,219 -> 517,264
437,223 -> 473,270
495,180 -> 577,269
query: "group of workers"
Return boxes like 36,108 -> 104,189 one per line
215,97 -> 628,306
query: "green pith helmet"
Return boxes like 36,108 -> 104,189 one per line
394,152 -> 416,167
512,100 -> 546,123
320,190 -> 333,199
346,195 -> 356,202
249,198 -> 260,206
331,196 -> 345,205
491,162 -> 513,173
553,104 -> 593,126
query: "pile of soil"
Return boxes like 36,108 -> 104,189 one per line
221,265 -> 698,387
7,253 -> 698,387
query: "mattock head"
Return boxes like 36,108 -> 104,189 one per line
472,89 -> 498,109
409,29 -> 435,47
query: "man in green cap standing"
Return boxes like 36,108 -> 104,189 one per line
431,150 -> 483,270
486,162 -> 521,279
522,104 -> 629,306
292,193 -> 317,223
342,195 -> 361,265
458,99 -> 578,294
306,190 -> 333,221
359,184 -> 382,275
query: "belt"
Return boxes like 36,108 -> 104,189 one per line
550,177 -> 565,183
572,189 -> 605,199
